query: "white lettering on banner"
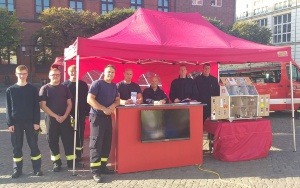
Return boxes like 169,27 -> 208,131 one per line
192,0 -> 203,6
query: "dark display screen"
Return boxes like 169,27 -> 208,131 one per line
141,109 -> 190,143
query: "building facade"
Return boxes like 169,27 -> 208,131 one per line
0,0 -> 235,85
236,0 -> 300,65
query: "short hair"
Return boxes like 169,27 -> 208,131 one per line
104,64 -> 116,71
150,75 -> 159,81
179,64 -> 186,68
49,68 -> 60,74
16,65 -> 28,73
204,63 -> 211,67
68,65 -> 76,72
124,68 -> 132,73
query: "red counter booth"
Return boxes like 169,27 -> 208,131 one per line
109,104 -> 204,174
204,118 -> 272,162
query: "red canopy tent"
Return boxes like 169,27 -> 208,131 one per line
64,8 -> 291,63
64,8 -> 292,90
63,9 -> 297,159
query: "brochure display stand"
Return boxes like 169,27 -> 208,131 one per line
211,77 -> 270,122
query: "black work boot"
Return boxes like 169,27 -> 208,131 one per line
100,162 -> 114,175
11,170 -> 22,178
53,162 -> 62,172
93,173 -> 103,183
33,170 -> 43,176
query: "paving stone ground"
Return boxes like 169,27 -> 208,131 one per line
1,85 -> 300,187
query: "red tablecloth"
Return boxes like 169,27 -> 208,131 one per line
204,118 -> 272,162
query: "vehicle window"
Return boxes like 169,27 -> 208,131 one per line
220,62 -> 281,83
286,64 -> 300,82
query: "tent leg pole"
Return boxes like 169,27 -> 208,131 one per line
290,61 -> 296,152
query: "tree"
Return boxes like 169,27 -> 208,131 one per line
95,8 -> 135,33
0,8 -> 23,64
33,8 -> 135,64
228,21 -> 272,45
33,7 -> 99,64
205,17 -> 226,32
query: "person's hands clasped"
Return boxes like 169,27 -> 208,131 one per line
103,106 -> 115,115
55,115 -> 67,123
160,99 -> 166,104
174,98 -> 180,103
125,99 -> 133,105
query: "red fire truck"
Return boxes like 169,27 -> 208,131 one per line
219,61 -> 300,111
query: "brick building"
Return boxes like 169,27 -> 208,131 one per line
0,0 -> 235,85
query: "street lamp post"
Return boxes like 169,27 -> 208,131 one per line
21,45 -> 37,83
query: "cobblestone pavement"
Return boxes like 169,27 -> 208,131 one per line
1,85 -> 300,187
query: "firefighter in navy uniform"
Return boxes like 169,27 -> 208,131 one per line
63,65 -> 89,161
87,65 -> 120,183
195,63 -> 220,151
169,65 -> 199,103
195,63 -> 220,122
39,68 -> 75,171
116,68 -> 143,105
6,65 -> 42,178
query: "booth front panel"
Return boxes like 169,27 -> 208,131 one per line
112,104 -> 204,174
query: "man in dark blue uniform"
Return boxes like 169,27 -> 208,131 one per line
87,65 -> 120,183
63,65 -> 89,161
169,65 -> 198,103
117,68 -> 143,105
6,65 -> 42,178
143,76 -> 169,104
39,68 -> 75,172
195,63 -> 220,122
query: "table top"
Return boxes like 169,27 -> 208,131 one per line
117,102 -> 206,109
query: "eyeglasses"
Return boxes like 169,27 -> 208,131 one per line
50,74 -> 61,77
16,73 -> 28,76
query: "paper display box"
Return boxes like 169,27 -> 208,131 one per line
212,77 -> 270,121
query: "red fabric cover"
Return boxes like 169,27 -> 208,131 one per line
64,59 -> 219,95
204,119 -> 272,162
65,8 -> 291,63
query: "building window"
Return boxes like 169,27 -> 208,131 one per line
211,0 -> 222,7
0,0 -> 14,12
101,0 -> 114,14
158,0 -> 168,12
1,50 -> 17,65
131,0 -> 142,9
70,0 -> 83,12
256,18 -> 268,27
273,13 -> 291,44
36,0 -> 50,14
192,0 -> 203,6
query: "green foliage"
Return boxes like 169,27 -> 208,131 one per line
0,8 -> 23,64
205,17 -> 271,45
95,8 -> 135,33
33,7 -> 99,64
205,17 -> 226,31
33,7 -> 135,64
228,21 -> 272,45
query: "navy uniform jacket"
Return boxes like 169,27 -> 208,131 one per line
169,76 -> 199,102
142,86 -> 169,104
195,74 -> 220,106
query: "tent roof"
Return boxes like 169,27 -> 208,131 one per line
64,8 -> 292,63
